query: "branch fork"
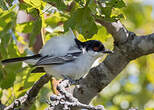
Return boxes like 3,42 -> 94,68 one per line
47,80 -> 105,110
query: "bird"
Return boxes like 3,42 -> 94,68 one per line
1,29 -> 113,82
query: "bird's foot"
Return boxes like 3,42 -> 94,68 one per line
49,79 -> 105,110
73,77 -> 83,85
61,75 -> 82,86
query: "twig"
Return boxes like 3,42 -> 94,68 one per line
4,74 -> 51,110
47,80 -> 105,110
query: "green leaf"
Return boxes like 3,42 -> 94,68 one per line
0,71 -> 16,89
74,0 -> 85,7
45,0 -> 67,10
88,0 -> 97,14
0,33 -> 11,58
19,0 -> 46,18
0,34 -> 22,89
16,21 -> 33,33
19,2 -> 32,10
0,66 -> 3,82
0,34 -> 20,59
64,7 -> 98,39
29,18 -> 42,47
19,3 -> 40,17
0,88 -> 2,98
0,64 -> 22,90
23,0 -> 46,10
5,0 -> 14,7
92,26 -> 111,42
0,11 -> 16,33
100,0 -> 126,9
0,63 -> 19,89
101,7 -> 112,18
111,14 -> 124,21
109,0 -> 126,8
7,40 -> 20,58
45,12 -> 66,28
0,1 -> 8,10
98,0 -> 125,21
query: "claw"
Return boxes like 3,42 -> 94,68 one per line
61,75 -> 82,85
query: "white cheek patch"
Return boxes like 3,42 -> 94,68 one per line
82,48 -> 86,54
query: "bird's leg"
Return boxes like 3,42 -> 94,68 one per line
73,77 -> 83,85
49,79 -> 105,110
61,75 -> 80,86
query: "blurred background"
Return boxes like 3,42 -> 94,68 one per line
0,0 -> 154,110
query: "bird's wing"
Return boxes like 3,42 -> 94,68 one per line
34,51 -> 82,66
31,67 -> 45,73
39,29 -> 77,56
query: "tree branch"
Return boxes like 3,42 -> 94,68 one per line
127,33 -> 154,60
73,20 -> 154,106
47,80 -> 105,110
4,74 -> 51,110
95,19 -> 129,44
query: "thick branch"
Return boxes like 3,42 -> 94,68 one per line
96,19 -> 129,44
126,33 -> 154,60
4,74 -> 51,110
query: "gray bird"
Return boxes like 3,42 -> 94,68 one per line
1,30 -> 112,81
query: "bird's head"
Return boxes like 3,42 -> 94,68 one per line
75,39 -> 113,58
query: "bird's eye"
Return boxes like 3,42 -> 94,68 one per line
93,47 -> 99,51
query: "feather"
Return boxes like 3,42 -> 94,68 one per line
31,67 -> 45,73
1,54 -> 41,65
34,52 -> 81,66
39,29 -> 77,56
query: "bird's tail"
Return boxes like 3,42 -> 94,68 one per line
1,54 -> 41,65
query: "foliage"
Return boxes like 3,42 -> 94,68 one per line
0,0 -> 154,110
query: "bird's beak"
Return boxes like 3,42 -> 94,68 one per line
102,49 -> 113,54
